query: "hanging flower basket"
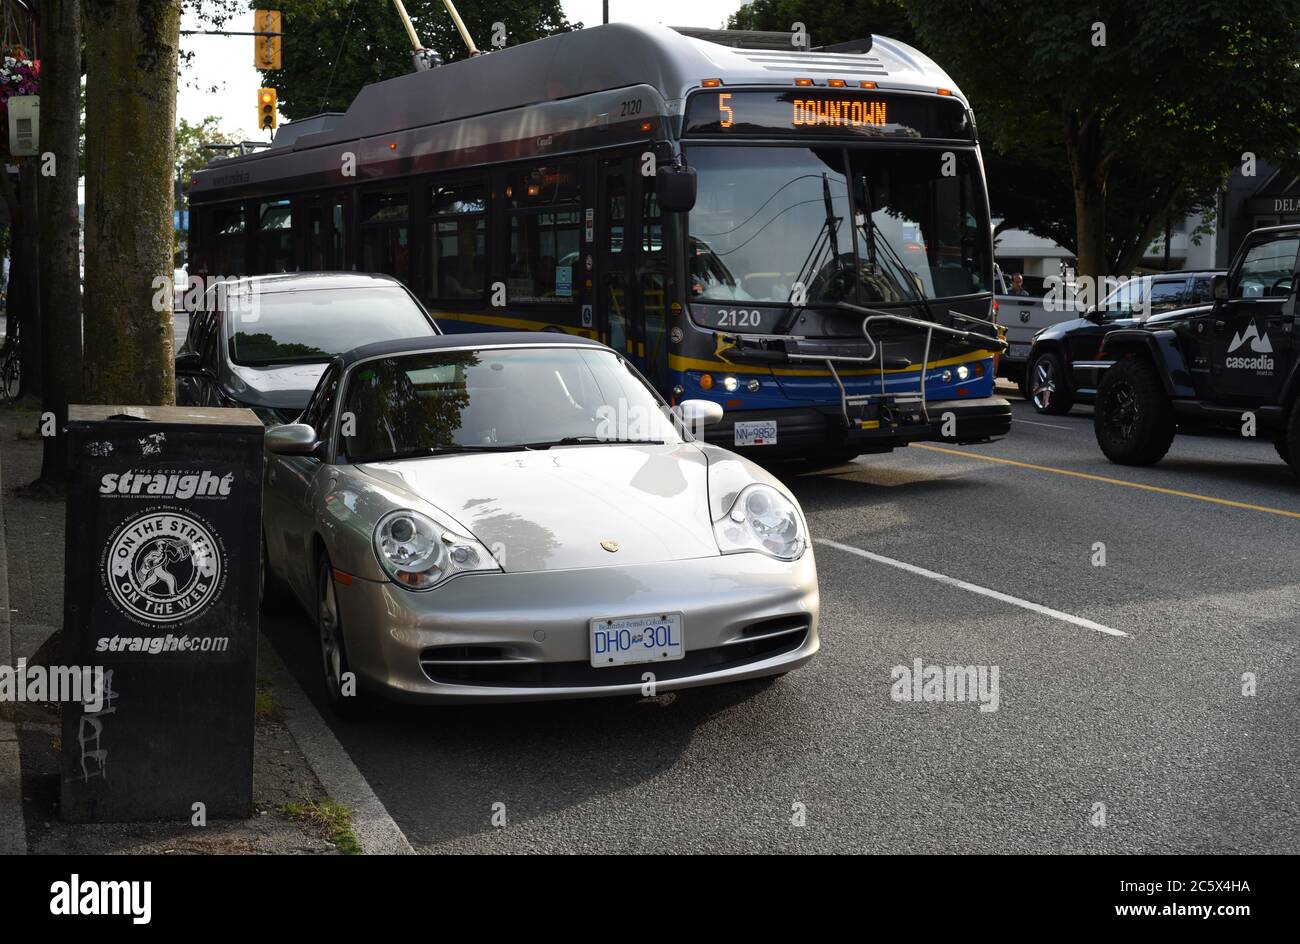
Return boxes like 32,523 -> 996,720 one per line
0,44 -> 39,116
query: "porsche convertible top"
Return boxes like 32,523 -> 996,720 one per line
341,331 -> 608,366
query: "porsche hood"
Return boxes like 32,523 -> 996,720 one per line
356,443 -> 720,573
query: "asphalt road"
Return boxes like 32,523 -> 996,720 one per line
262,389 -> 1300,853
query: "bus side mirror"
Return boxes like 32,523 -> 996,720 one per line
656,164 -> 697,212
1212,274 -> 1229,302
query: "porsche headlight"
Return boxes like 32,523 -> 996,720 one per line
373,510 -> 499,590
713,483 -> 807,561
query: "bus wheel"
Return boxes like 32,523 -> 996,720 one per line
1094,358 -> 1175,466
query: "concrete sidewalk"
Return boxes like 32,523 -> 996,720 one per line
0,406 -> 21,855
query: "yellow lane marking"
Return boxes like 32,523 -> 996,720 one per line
912,443 -> 1300,521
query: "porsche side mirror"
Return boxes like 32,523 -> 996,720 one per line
676,399 -> 723,428
265,423 -> 319,455
174,351 -> 203,375
656,164 -> 697,212
1212,274 -> 1230,302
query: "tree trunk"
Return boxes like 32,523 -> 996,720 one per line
82,0 -> 180,405
15,161 -> 41,397
37,0 -> 84,486
1064,112 -> 1108,282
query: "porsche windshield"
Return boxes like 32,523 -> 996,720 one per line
342,346 -> 682,462
686,145 -> 991,306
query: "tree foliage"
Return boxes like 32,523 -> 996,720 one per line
726,0 -> 1300,277
257,0 -> 580,121
906,0 -> 1300,276
729,0 -> 915,46
176,115 -> 243,195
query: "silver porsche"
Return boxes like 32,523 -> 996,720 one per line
261,333 -> 819,715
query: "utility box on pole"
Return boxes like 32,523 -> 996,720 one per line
6,95 -> 39,156
60,406 -> 264,822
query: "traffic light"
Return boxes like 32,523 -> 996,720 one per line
254,10 -> 282,70
258,87 -> 277,132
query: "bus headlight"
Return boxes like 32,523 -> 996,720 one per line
373,510 -> 499,590
713,484 -> 807,561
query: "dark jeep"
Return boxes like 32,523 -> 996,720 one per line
1092,225 -> 1300,475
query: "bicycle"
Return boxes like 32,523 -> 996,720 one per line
0,322 -> 20,403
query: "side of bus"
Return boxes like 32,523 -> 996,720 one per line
187,143 -> 683,397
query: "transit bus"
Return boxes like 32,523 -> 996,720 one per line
187,23 -> 1010,462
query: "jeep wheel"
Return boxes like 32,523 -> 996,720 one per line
1280,400 -> 1300,478
1028,351 -> 1074,415
1094,357 -> 1175,466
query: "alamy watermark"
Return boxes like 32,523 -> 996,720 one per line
890,658 -> 1000,713
1042,272 -> 1153,318
0,659 -> 106,713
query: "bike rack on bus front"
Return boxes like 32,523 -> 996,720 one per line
782,311 -> 1007,428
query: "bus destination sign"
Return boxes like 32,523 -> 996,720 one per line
684,90 -> 973,141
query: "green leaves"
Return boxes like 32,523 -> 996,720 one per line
257,0 -> 579,121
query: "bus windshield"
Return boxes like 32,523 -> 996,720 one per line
686,145 -> 991,306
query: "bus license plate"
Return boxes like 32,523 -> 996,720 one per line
1009,343 -> 1031,358
734,420 -> 777,446
590,614 -> 684,668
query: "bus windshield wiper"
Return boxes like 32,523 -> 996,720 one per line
518,436 -> 666,449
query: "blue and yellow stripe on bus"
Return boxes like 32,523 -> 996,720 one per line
431,309 -> 997,378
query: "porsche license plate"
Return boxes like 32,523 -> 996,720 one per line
590,613 -> 684,667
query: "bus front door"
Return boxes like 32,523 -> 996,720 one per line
598,157 -> 671,392
598,159 -> 639,362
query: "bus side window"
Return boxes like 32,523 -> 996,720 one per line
428,179 -> 487,305
641,188 -> 669,391
308,201 -> 326,271
504,162 -> 581,305
604,168 -> 629,354
210,203 -> 247,277
331,196 -> 350,271
360,189 -> 411,284
257,199 -> 294,274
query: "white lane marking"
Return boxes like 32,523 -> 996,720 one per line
1014,418 -> 1072,430
815,538 -> 1127,637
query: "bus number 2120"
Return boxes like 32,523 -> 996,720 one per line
717,309 -> 761,327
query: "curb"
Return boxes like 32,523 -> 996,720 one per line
257,635 -> 414,855
0,419 -> 28,855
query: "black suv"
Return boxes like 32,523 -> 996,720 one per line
1024,270 -> 1221,414
1091,225 -> 1299,475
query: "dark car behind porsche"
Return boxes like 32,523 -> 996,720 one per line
174,272 -> 440,424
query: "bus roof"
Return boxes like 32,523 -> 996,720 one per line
218,23 -> 961,157
189,23 -> 966,199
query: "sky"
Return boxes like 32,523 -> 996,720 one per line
177,1 -> 739,140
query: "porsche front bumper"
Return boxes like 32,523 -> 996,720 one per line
334,549 -> 820,704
